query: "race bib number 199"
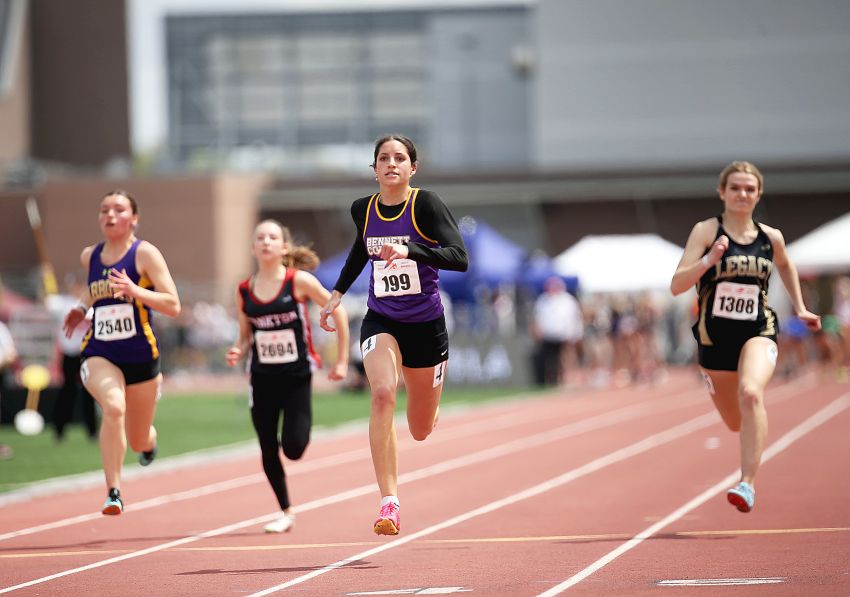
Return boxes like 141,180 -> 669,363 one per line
712,282 -> 759,321
94,303 -> 137,341
255,329 -> 298,364
373,259 -> 422,298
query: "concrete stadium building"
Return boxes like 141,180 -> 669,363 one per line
1,0 -> 849,304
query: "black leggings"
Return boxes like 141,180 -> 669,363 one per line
249,372 -> 312,510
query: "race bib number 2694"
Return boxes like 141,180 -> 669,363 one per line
255,329 -> 298,364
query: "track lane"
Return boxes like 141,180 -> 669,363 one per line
3,372 -> 846,596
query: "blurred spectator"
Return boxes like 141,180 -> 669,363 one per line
776,315 -> 811,378
530,276 -> 583,386
816,313 -> 844,380
45,275 -> 98,441
581,299 -> 613,387
188,301 -> 239,371
634,292 -> 667,384
492,285 -> 515,336
609,295 -> 639,387
833,276 -> 850,378
0,318 -> 17,459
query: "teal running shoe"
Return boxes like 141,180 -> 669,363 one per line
139,445 -> 157,467
102,489 -> 123,515
727,481 -> 755,513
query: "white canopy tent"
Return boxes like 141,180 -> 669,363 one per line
786,212 -> 850,275
553,234 -> 684,294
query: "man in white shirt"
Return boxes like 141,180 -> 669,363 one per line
46,277 -> 98,441
0,318 -> 17,459
530,276 -> 583,386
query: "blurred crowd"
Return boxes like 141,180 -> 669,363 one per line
519,273 -> 850,389
525,276 -> 678,389
2,271 -> 850,405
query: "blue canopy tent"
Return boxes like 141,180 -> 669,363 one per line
518,252 -> 579,295
440,220 -> 526,301
314,250 -> 371,295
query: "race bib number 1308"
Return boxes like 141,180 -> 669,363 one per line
712,282 -> 759,321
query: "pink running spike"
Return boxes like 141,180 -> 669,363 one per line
373,501 -> 400,535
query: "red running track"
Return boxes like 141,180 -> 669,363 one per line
0,369 -> 848,596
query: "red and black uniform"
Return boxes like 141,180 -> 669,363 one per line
237,269 -> 320,511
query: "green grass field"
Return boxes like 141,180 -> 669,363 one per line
0,386 -> 528,494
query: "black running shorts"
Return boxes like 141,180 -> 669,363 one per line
359,309 -> 449,368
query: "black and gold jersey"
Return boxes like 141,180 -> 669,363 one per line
693,216 -> 778,348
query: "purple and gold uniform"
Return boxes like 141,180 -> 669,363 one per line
334,187 -> 467,368
81,240 -> 160,364
363,188 -> 443,323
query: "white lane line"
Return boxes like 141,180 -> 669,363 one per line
536,392 -> 850,596
0,395 -> 706,594
244,411 -> 725,596
657,577 -> 784,586
0,399 -> 568,541
0,387 -> 704,543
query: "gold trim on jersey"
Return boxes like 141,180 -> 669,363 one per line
374,188 -> 414,222
137,275 -> 160,359
409,189 -> 438,244
697,283 -> 713,346
80,328 -> 92,352
362,193 -> 379,240
760,294 -> 776,337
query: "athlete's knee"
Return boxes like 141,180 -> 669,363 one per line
98,395 -> 126,421
127,434 -> 148,452
370,384 -> 397,411
724,417 -> 741,433
282,438 -> 309,460
408,422 -> 434,442
738,382 -> 763,411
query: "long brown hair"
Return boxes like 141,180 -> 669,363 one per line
257,219 -> 320,271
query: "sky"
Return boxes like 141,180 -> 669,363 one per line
126,0 -> 533,154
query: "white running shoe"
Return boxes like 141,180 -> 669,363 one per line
264,512 -> 295,533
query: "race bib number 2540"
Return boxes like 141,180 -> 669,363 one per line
94,303 -> 137,341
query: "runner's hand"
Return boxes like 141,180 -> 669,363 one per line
703,235 -> 729,267
379,243 -> 409,266
320,293 -> 342,333
798,310 -> 821,332
328,360 -> 347,382
225,346 -> 243,367
108,268 -> 138,300
63,307 -> 86,338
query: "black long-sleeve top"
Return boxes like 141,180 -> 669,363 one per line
333,189 -> 468,294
